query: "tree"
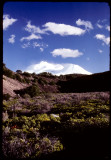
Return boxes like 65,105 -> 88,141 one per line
16,70 -> 22,74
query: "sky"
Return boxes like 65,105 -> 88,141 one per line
3,2 -> 110,75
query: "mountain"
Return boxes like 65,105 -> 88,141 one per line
25,61 -> 92,76
3,63 -> 110,98
52,63 -> 92,75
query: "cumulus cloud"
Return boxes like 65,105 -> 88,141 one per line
25,61 -> 64,74
24,61 -> 91,75
3,14 -> 17,30
43,22 -> 86,36
8,34 -> 15,44
106,26 -> 110,31
25,21 -> 46,34
20,33 -> 42,41
76,19 -> 93,30
95,34 -> 110,45
51,48 -> 83,58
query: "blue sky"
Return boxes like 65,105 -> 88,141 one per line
3,2 -> 110,75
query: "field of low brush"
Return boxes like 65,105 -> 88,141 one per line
2,92 -> 110,159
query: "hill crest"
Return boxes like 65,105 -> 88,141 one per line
3,63 -> 110,98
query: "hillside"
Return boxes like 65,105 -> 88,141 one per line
3,63 -> 110,98
3,75 -> 30,97
57,71 -> 111,93
2,64 -> 110,159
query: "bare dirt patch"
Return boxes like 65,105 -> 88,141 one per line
3,75 -> 29,97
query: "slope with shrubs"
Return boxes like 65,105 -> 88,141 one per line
58,71 -> 110,92
3,63 -> 110,99
3,64 -> 60,98
2,64 -> 110,159
2,92 -> 110,159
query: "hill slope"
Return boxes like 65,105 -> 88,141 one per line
3,75 -> 29,97
3,64 -> 110,98
57,71 -> 111,92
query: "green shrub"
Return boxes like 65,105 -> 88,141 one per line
15,74 -> 22,82
24,77 -> 30,84
15,84 -> 40,97
3,94 -> 11,101
49,81 -> 55,85
23,72 -> 31,77
53,140 -> 63,152
16,70 -> 22,74
27,85 -> 40,97
37,114 -> 50,122
38,77 -> 47,85
3,67 -> 14,78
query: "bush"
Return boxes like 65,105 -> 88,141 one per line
23,72 -> 31,77
3,67 -> 14,78
49,81 -> 55,85
16,70 -> 22,74
3,94 -> 11,101
15,74 -> 22,82
14,84 -> 40,97
28,85 -> 40,97
38,77 -> 47,85
24,77 -> 30,84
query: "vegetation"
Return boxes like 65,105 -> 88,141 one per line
3,93 -> 11,101
3,64 -> 110,159
58,71 -> 110,92
2,92 -> 110,159
16,70 -> 22,74
3,66 -> 14,79
23,72 -> 31,77
15,74 -> 23,82
14,84 -> 40,97
38,77 -> 48,85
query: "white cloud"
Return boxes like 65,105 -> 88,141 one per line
8,34 -> 15,44
25,21 -> 46,34
25,61 -> 64,74
24,61 -> 92,75
76,19 -> 93,30
20,33 -> 42,41
95,34 -> 110,45
21,41 -> 48,51
98,49 -> 103,53
51,48 -> 83,58
32,42 -> 48,49
21,42 -> 30,48
3,14 -> 17,30
40,48 -> 44,52
96,19 -> 110,31
96,23 -> 103,29
43,22 -> 86,36
32,42 -> 40,48
106,26 -> 110,31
